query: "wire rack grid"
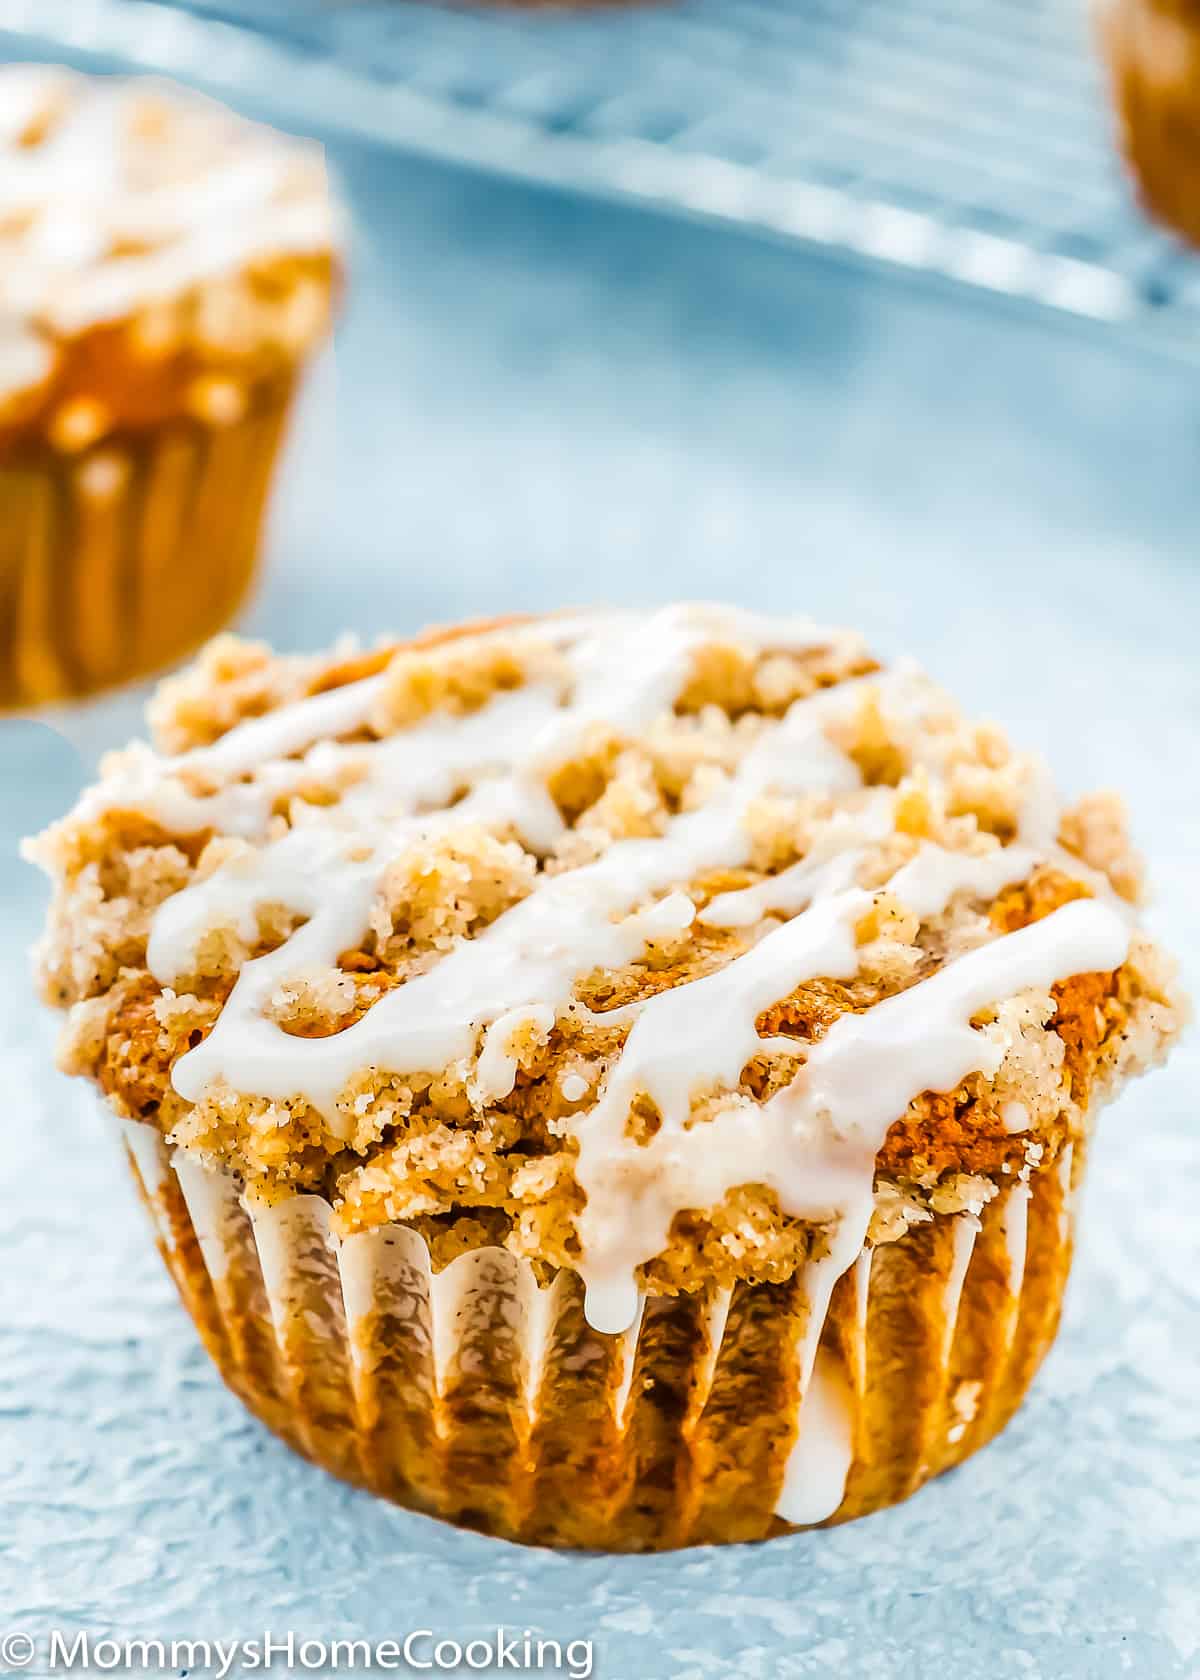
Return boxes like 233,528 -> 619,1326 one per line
2,0 -> 1198,348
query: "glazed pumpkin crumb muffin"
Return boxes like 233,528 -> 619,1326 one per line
0,66 -> 340,708
26,605 -> 1185,1549
1096,0 -> 1200,245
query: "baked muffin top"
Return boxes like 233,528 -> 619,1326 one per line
0,65 -> 339,415
27,606 -> 1184,1332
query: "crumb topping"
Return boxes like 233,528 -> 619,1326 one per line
27,605 -> 1185,1324
0,64 -> 339,425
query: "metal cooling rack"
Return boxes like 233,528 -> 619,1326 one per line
3,0 -> 1198,344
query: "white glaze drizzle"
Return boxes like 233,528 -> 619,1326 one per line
572,882 -> 1122,1335
691,1287 -> 734,1425
92,612 -> 638,841
1058,1140 -> 1078,1238
154,702 -> 853,1115
941,1214 -> 980,1364
0,66 -> 71,148
119,605 -> 1133,1522
1003,1179 -> 1032,1294
170,1147 -> 236,1284
149,614 -> 867,1124
121,1113 -> 168,1199
0,319 -> 53,401
699,794 -> 894,929
887,843 -> 1041,920
183,673 -> 390,781
159,680 -> 567,849
777,1345 -> 855,1526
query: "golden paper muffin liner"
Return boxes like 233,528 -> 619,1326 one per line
1097,0 -> 1200,246
119,1115 -> 1083,1551
0,375 -> 297,710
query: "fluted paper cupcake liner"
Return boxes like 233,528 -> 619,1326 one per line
119,1115 -> 1082,1551
1,377 -> 296,710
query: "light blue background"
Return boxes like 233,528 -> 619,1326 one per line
1,25 -> 1199,1680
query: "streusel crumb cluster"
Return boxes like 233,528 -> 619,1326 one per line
28,612 -> 1183,1299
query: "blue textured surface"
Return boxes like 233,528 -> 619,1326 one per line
2,42 -> 1200,1680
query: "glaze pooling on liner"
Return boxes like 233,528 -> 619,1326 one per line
122,604 -> 1131,1523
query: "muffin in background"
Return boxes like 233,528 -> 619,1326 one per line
1097,0 -> 1200,245
25,607 -> 1185,1549
0,66 -> 341,709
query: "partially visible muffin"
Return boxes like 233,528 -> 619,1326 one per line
26,606 -> 1185,1548
0,66 -> 341,708
1097,0 -> 1200,244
